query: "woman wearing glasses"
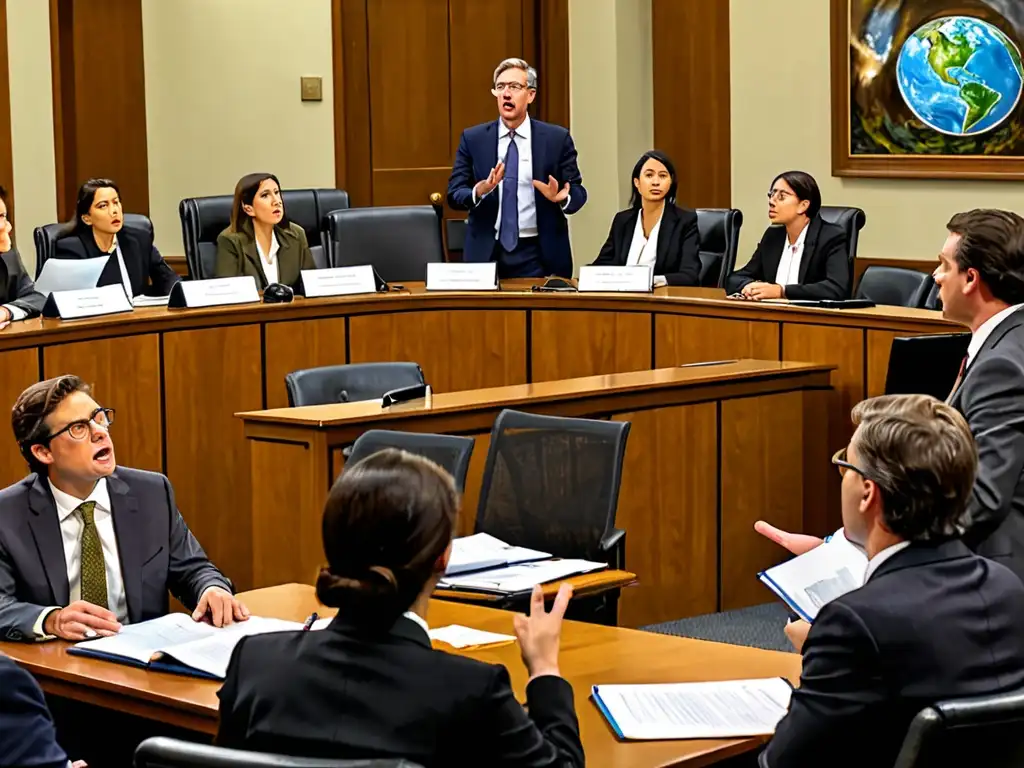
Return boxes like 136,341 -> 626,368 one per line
726,171 -> 849,300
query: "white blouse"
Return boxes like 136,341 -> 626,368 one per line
626,210 -> 662,268
255,231 -> 281,285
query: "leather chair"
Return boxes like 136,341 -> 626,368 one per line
892,689 -> 1024,768
325,206 -> 444,283
33,213 -> 154,279
284,362 -> 426,407
445,218 -> 467,261
135,736 -> 423,768
347,430 -> 474,491
179,189 -> 349,280
819,205 -> 867,288
923,280 -> 942,311
854,266 -> 933,308
695,208 -> 743,288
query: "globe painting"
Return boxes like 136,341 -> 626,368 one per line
896,17 -> 1024,136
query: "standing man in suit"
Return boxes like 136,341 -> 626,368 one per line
0,375 -> 248,642
0,184 -> 46,328
763,394 -> 1024,768
447,58 -> 587,279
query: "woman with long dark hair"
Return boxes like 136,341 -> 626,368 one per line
0,185 -> 44,327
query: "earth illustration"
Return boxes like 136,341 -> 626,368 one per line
896,16 -> 1024,136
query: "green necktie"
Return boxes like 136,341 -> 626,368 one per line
77,501 -> 108,610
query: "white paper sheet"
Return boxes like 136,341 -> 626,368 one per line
159,617 -> 302,678
439,558 -> 605,593
34,256 -> 109,295
446,533 -> 551,576
428,625 -> 516,649
132,294 -> 171,307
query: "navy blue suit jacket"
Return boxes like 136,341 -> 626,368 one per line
447,117 -> 586,278
0,655 -> 68,768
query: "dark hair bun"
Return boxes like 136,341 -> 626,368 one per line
315,566 -> 406,627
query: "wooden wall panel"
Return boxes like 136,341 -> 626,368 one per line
50,0 -> 149,219
263,318 -> 348,409
531,310 -> 651,382
348,309 -> 527,392
655,314 -> 779,366
866,329 -> 901,399
651,0 -> 730,209
42,336 -> 162,473
535,0 -> 569,129
335,0 -> 372,206
0,0 -> 14,224
0,348 -> 40,487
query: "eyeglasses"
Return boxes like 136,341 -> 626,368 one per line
492,82 -> 529,93
42,407 -> 115,444
767,189 -> 794,202
832,447 -> 869,478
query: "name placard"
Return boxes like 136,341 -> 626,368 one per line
168,276 -> 260,309
297,266 -> 378,298
577,265 -> 653,293
42,284 -> 133,320
426,262 -> 498,291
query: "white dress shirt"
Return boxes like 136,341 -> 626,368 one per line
33,478 -> 129,637
2,303 -> 26,321
864,540 -> 911,583
255,231 -> 281,285
626,210 -> 662,268
774,221 -> 810,286
967,304 -> 1024,366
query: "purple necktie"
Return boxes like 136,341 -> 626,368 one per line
499,130 -> 519,252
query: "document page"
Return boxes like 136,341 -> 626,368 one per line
758,531 -> 868,622
592,679 -> 793,740
73,613 -> 217,664
159,617 -> 302,678
439,558 -> 605,593
428,625 -> 516,650
445,533 -> 551,576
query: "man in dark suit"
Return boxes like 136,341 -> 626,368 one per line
0,185 -> 46,327
762,394 -> 1024,768
447,58 -> 586,279
0,374 -> 247,642
0,655 -> 70,768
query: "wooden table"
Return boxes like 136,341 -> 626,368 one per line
238,361 -> 833,627
0,285 -> 956,596
0,583 -> 802,768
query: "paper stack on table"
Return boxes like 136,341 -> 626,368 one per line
445,532 -> 551,576
428,625 -> 515,650
439,558 -> 607,594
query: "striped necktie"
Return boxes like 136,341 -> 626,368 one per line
77,501 -> 108,610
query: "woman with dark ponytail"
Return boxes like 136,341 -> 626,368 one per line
217,449 -> 584,767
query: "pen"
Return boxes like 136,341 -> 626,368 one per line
302,612 -> 318,631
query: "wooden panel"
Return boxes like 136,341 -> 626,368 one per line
614,404 -> 718,627
335,0 -> 372,206
531,310 -> 651,382
349,310 -> 527,392
801,388 -> 832,538
652,0 -> 730,209
263,318 -> 348,409
534,0 -> 569,128
654,314 -> 779,366
0,348 -> 40,487
721,392 -> 806,610
164,326 -> 262,591
866,329 -> 901,399
0,0 -> 14,224
43,335 -> 161,473
371,167 -> 451,208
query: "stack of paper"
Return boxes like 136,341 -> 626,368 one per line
428,625 -> 515,650
439,558 -> 606,594
132,294 -> 171,307
592,679 -> 793,740
445,533 -> 550,576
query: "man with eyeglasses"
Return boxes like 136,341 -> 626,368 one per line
761,394 -> 1024,768
447,57 -> 586,279
0,375 -> 247,643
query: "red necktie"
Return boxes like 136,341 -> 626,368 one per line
946,354 -> 969,403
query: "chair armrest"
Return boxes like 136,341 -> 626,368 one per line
600,528 -> 626,570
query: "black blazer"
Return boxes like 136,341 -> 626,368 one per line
0,248 -> 45,317
0,468 -> 233,642
52,227 -> 180,297
726,216 -> 850,300
217,615 -> 585,768
949,307 -> 1024,583
0,655 -> 67,768
592,204 -> 701,286
762,539 -> 1024,768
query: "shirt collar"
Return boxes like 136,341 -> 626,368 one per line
256,230 -> 280,261
499,113 -> 531,140
402,610 -> 429,635
864,540 -> 911,582
967,304 -> 1024,365
48,478 -> 111,523
788,221 -> 809,252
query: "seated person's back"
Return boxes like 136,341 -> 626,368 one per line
217,449 -> 584,768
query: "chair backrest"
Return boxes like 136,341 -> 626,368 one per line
695,208 -> 743,288
854,266 -> 932,308
347,430 -> 475,491
892,689 -> 1024,768
884,333 -> 970,400
473,409 -> 631,560
134,736 -> 423,768
818,206 -> 867,287
325,206 -> 444,283
180,189 -> 349,279
445,218 -> 467,260
284,363 -> 426,407
923,280 -> 942,310
33,214 -> 155,278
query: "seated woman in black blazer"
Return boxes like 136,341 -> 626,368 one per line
214,172 -> 314,290
217,449 -> 584,767
592,149 -> 701,286
0,185 -> 45,329
726,170 -> 850,301
53,178 -> 180,298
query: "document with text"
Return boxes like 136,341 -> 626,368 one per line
439,558 -> 606,594
445,532 -> 551,576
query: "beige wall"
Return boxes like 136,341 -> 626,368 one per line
7,0 -> 58,274
142,0 -> 337,256
731,0 -> 1024,265
567,0 -> 653,273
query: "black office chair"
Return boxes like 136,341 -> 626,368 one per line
284,363 -> 426,407
892,689 -> 1024,768
33,213 -> 154,278
819,205 -> 866,290
854,266 -> 933,308
325,207 -> 444,283
445,218 -> 467,261
473,409 -> 631,625
923,280 -> 942,311
884,333 -> 970,400
695,208 -> 743,288
347,430 -> 474,491
135,737 -> 423,768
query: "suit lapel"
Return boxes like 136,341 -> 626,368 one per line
654,206 -> 678,272
27,477 -> 69,606
797,217 -> 821,284
108,472 -> 144,623
531,120 -> 546,193
951,308 -> 1024,406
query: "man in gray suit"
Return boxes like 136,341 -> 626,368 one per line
0,374 -> 248,642
0,184 -> 45,327
757,209 -> 1024,584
